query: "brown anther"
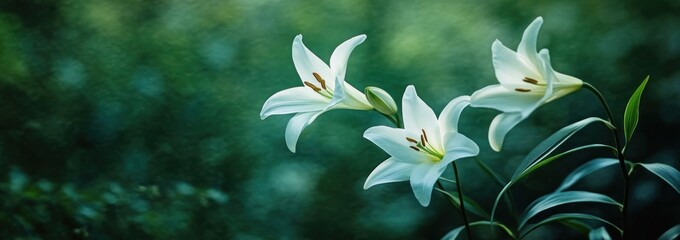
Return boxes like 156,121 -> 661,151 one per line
421,135 -> 426,144
410,146 -> 420,151
312,72 -> 327,89
515,88 -> 531,92
304,81 -> 321,92
406,137 -> 418,143
522,77 -> 539,84
421,129 -> 429,143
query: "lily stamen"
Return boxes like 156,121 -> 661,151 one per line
515,88 -> 531,92
522,77 -> 539,84
406,137 -> 418,143
312,72 -> 327,89
410,146 -> 420,151
421,129 -> 429,143
304,81 -> 321,92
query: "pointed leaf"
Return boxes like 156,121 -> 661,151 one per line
441,221 -> 516,240
555,158 -> 619,192
519,191 -> 622,229
636,163 -> 680,194
520,213 -> 621,238
658,224 -> 680,240
623,76 -> 649,144
589,227 -> 612,240
490,144 -> 615,224
435,188 -> 490,219
561,220 -> 593,236
511,117 -> 612,180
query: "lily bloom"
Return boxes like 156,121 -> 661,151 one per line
470,17 -> 583,152
260,34 -> 373,153
363,86 -> 479,207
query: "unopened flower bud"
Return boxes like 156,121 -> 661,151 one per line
365,86 -> 398,116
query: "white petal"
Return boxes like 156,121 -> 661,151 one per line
329,34 -> 366,81
440,132 -> 479,165
410,163 -> 447,207
537,49 -> 555,104
492,40 -> 542,88
328,76 -> 372,110
260,87 -> 328,119
548,71 -> 583,102
518,17 -> 543,68
402,86 -> 442,149
363,157 -> 415,189
470,85 -> 543,113
438,95 -> 470,134
488,112 -> 525,152
285,111 -> 324,153
292,35 -> 335,89
364,126 -> 426,164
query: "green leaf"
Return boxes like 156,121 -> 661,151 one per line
635,163 -> 680,194
589,227 -> 612,240
555,158 -> 619,192
435,188 -> 490,219
520,213 -> 621,238
658,224 -> 680,240
623,76 -> 649,145
490,144 -> 615,224
511,117 -> 613,180
560,220 -> 593,236
519,191 -> 622,229
441,221 -> 516,240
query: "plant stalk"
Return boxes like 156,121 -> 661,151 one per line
453,161 -> 473,240
583,82 -> 630,239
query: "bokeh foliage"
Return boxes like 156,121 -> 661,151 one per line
0,0 -> 679,239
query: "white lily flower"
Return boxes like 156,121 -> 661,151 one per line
470,17 -> 583,152
363,86 -> 479,207
260,34 -> 373,153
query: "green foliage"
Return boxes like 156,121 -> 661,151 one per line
588,227 -> 612,240
555,158 -> 619,192
623,76 -> 649,147
518,191 -> 622,229
520,213 -> 621,238
658,224 -> 680,240
441,221 -> 516,240
634,163 -> 680,194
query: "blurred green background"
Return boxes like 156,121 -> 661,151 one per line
0,0 -> 679,239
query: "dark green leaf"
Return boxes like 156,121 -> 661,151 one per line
519,191 -> 622,229
441,221 -> 516,240
589,227 -> 612,240
520,213 -> 621,238
435,188 -> 490,219
636,163 -> 680,194
623,76 -> 649,145
555,158 -> 619,192
658,224 -> 680,240
511,117 -> 612,180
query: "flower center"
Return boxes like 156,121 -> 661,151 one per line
406,129 -> 444,162
304,72 -> 334,99
515,77 -> 546,93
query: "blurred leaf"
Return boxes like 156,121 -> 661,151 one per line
435,188 -> 490,219
519,191 -> 622,229
555,158 -> 619,192
561,220 -> 593,236
658,224 -> 680,240
441,221 -> 516,240
635,163 -> 680,194
589,227 -> 612,240
623,76 -> 649,146
520,213 -> 621,238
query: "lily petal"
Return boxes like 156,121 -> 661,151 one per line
470,85 -> 543,113
518,17 -> 543,68
492,40 -> 542,88
364,126 -> 426,164
402,86 -> 443,149
440,132 -> 480,165
285,111 -> 324,153
260,87 -> 328,119
330,34 -> 366,81
328,76 -> 372,110
537,49 -> 556,104
488,112 -> 524,152
410,162 -> 447,206
364,157 -> 414,189
292,35 -> 335,89
438,95 -> 470,134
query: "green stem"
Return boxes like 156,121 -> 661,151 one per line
475,157 -> 519,224
453,161 -> 473,240
583,82 -> 630,239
